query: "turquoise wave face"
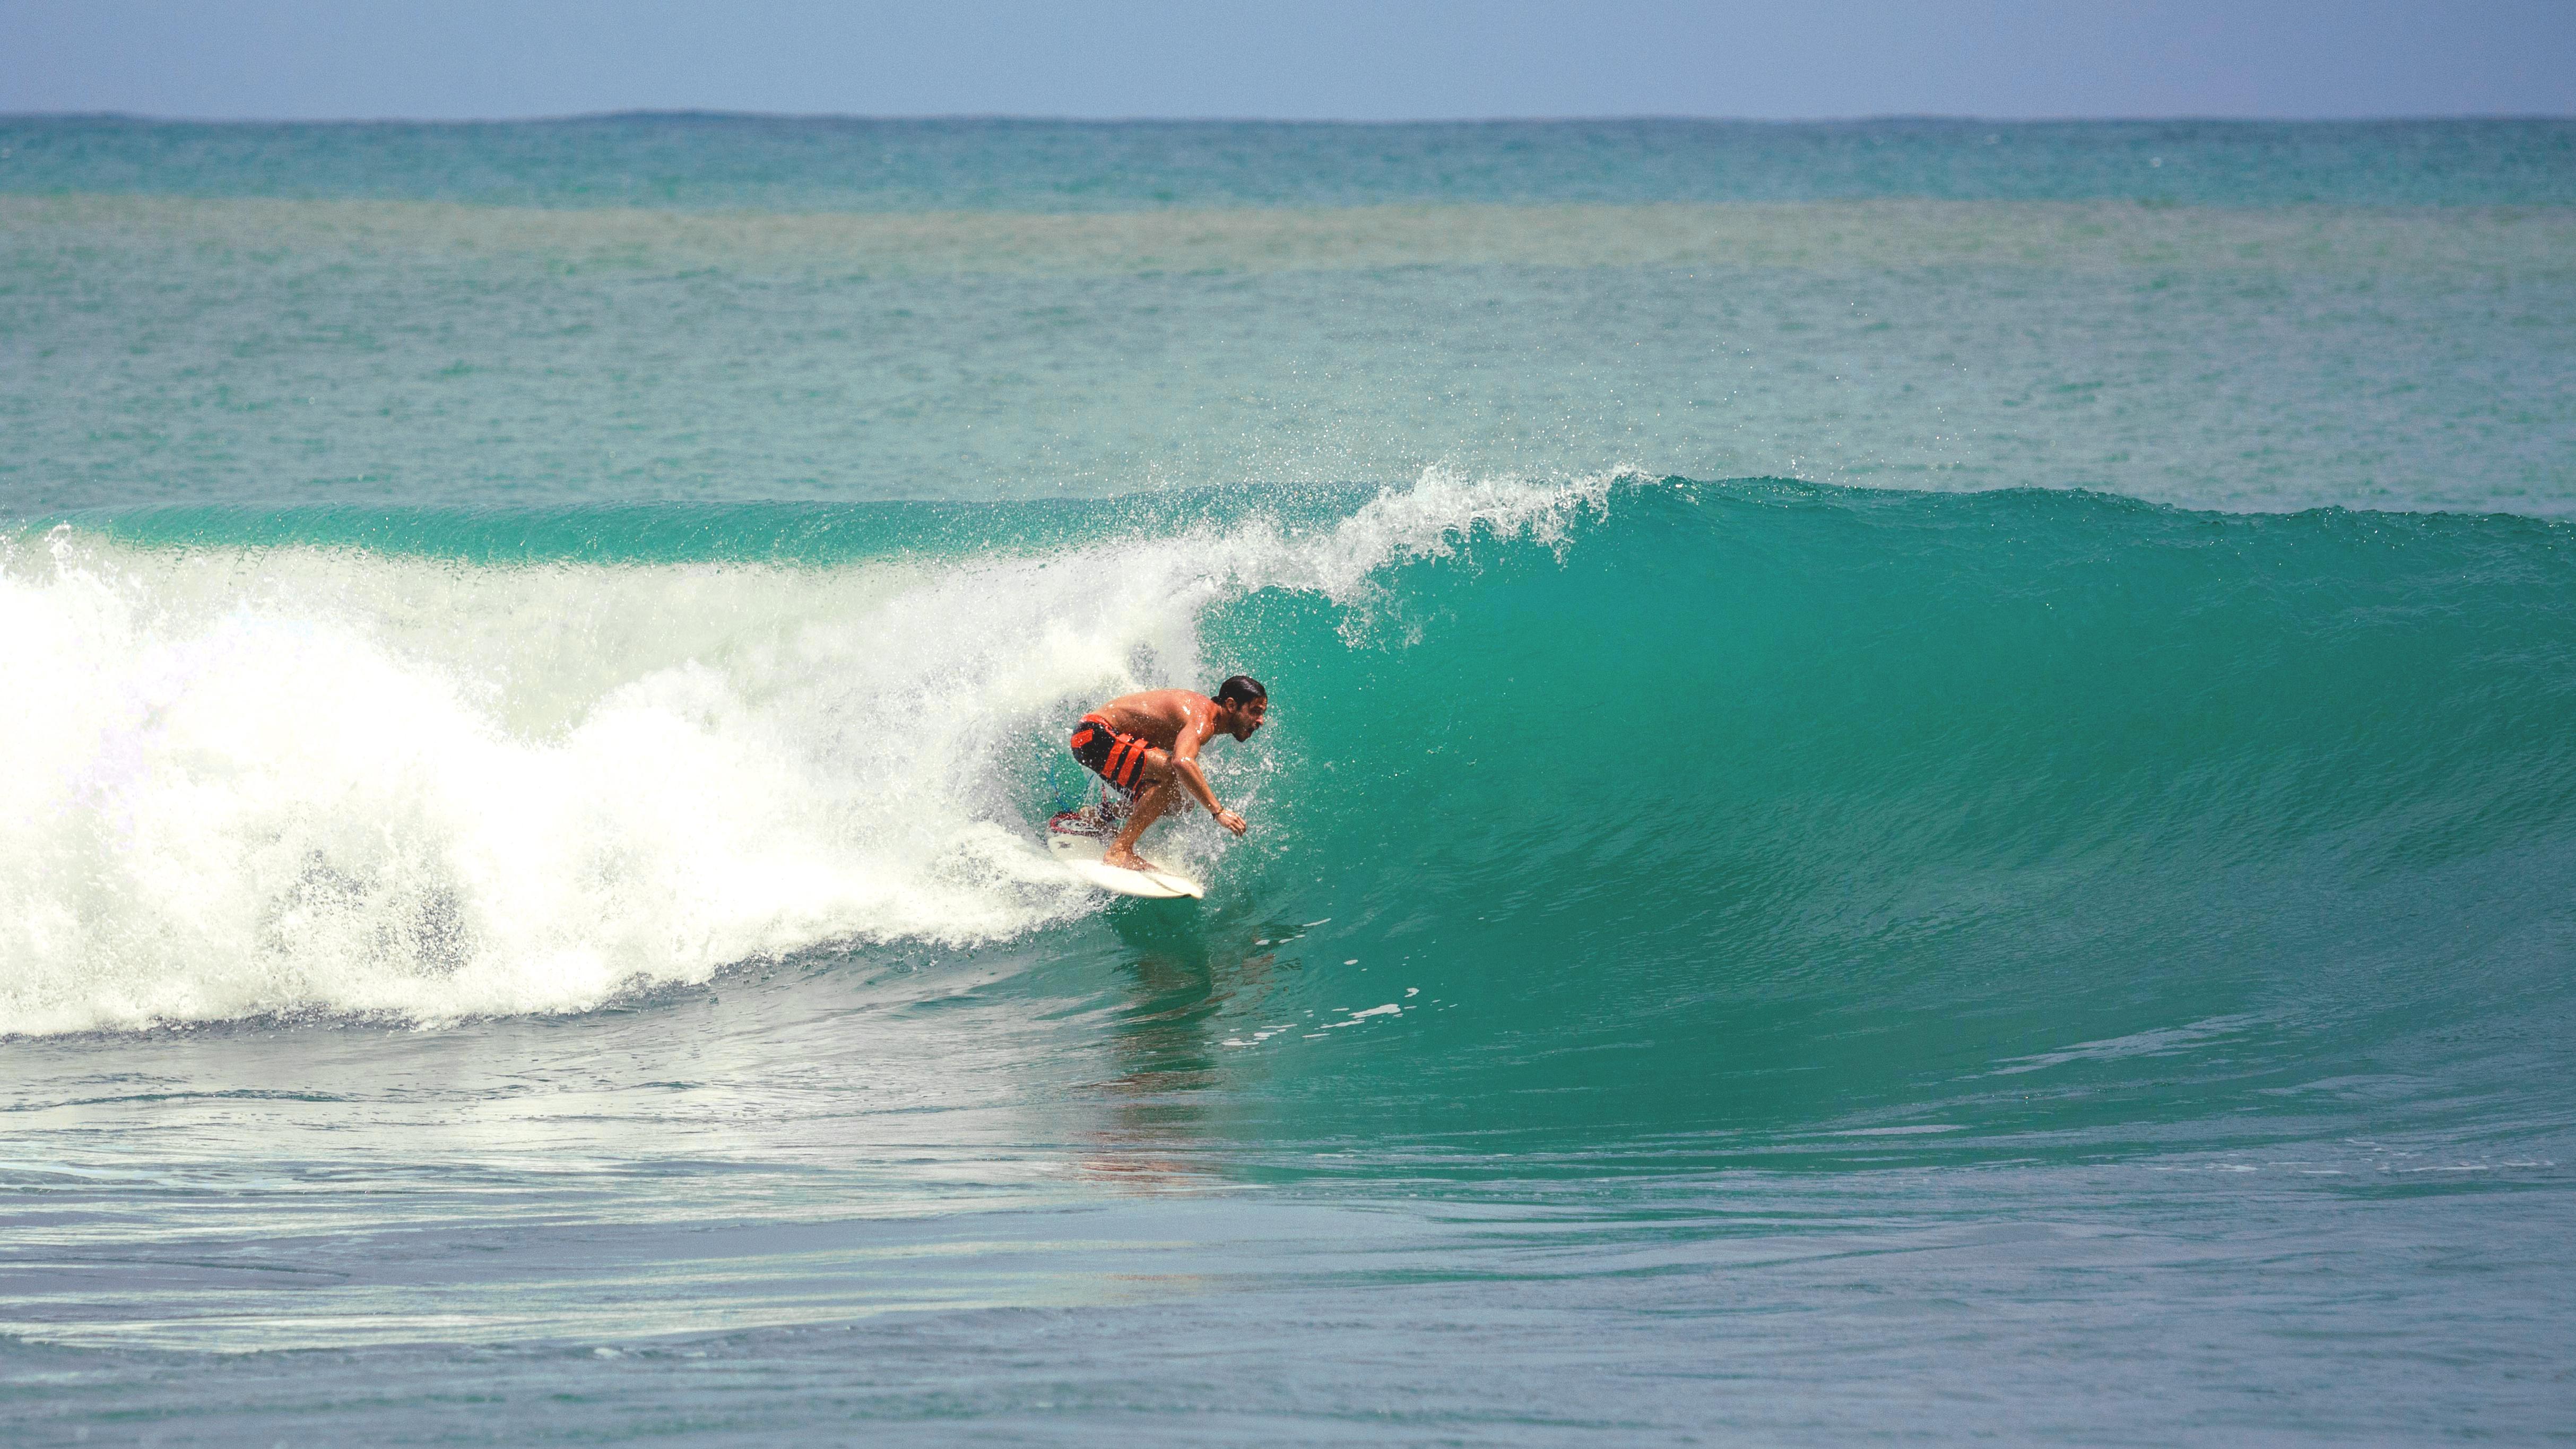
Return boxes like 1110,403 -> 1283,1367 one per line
16,479 -> 2568,1174
1175,483 -> 2576,1165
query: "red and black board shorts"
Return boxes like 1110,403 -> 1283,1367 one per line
1070,714 -> 1154,793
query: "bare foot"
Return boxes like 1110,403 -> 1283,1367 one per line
1101,846 -> 1159,873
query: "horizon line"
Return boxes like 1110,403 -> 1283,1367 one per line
7,108 -> 2573,128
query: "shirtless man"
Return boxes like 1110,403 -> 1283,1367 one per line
1066,676 -> 1267,871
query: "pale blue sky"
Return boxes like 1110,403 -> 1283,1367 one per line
5,0 -> 2572,122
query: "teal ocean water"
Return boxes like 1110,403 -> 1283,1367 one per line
4,118 -> 2575,1444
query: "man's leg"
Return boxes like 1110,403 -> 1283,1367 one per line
1102,752 -> 1175,870
1074,791 -> 1131,835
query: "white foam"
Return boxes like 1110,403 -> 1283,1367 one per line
0,470 -> 1630,1035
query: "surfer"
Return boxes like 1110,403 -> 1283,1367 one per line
1066,676 -> 1267,872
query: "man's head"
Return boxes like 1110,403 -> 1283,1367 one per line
1213,675 -> 1268,739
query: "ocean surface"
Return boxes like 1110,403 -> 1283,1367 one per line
3,116 -> 2574,1444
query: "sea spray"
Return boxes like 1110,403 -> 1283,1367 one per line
0,471 -> 1623,1034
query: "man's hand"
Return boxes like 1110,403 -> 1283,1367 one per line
1213,808 -> 1247,836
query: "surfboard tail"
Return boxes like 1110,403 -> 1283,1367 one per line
1137,869 -> 1206,900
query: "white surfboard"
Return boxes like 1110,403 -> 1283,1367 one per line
1046,830 -> 1205,899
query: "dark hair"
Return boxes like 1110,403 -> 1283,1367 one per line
1215,675 -> 1268,707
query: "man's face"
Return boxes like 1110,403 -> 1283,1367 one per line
1226,696 -> 1268,740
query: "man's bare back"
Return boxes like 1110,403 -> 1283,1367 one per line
1068,676 -> 1268,872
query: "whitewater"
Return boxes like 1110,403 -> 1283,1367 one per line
4,117 -> 2574,1445
2,474 -> 1610,1032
